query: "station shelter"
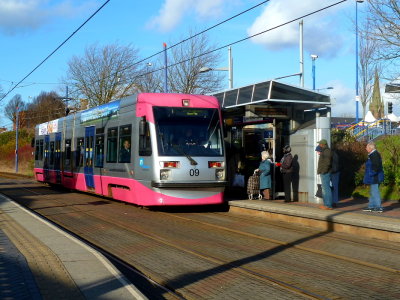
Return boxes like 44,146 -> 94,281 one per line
211,80 -> 331,203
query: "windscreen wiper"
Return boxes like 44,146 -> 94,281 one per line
173,145 -> 198,165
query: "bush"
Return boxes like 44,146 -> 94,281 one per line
376,136 -> 400,186
332,129 -> 367,197
0,129 -> 35,175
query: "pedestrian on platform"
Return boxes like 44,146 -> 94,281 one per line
317,139 -> 333,210
280,145 -> 293,202
363,142 -> 384,213
257,151 -> 272,200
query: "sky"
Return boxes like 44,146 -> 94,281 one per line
0,0 -> 398,129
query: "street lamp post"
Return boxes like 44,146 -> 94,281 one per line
15,106 -> 19,173
316,87 -> 334,92
355,0 -> 364,123
311,54 -> 318,90
199,46 -> 233,89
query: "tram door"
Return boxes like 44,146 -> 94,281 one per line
84,126 -> 95,189
54,132 -> 62,184
44,135 -> 50,181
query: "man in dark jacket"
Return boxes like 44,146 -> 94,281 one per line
317,139 -> 333,209
363,142 -> 384,212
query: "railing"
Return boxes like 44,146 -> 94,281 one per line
347,119 -> 397,141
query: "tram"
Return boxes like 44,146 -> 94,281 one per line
33,93 -> 227,206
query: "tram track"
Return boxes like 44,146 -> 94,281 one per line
16,186 -> 322,299
14,186 -> 185,300
158,211 -> 400,274
1,179 -> 400,299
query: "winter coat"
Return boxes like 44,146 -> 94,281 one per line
317,147 -> 332,174
331,151 -> 340,174
280,153 -> 293,174
259,159 -> 272,189
363,150 -> 384,185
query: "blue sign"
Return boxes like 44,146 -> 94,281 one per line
81,100 -> 120,124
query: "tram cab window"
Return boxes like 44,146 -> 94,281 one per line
49,141 -> 55,165
76,137 -> 84,167
119,125 -> 131,163
38,140 -> 44,160
139,121 -> 152,156
64,139 -> 72,170
95,135 -> 104,167
106,127 -> 118,163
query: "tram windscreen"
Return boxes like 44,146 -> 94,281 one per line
154,107 -> 224,156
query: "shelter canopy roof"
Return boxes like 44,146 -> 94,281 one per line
211,80 -> 331,109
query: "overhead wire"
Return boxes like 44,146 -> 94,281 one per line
0,0 -> 111,102
110,0 -> 348,88
3,0 -> 346,112
4,0 -> 271,99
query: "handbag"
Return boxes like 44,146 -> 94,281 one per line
315,184 -> 323,198
232,173 -> 245,187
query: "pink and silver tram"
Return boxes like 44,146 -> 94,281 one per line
33,93 -> 227,206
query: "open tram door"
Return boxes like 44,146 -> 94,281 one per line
84,126 -> 95,189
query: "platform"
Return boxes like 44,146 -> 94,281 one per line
0,194 -> 146,300
228,197 -> 400,243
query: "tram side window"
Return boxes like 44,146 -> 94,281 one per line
106,127 -> 118,163
35,140 -> 39,160
64,139 -> 72,170
39,140 -> 44,160
139,121 -> 152,156
119,125 -> 131,163
95,135 -> 104,167
49,141 -> 55,165
75,137 -> 84,168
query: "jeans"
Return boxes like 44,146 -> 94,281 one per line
331,172 -> 340,204
320,173 -> 332,208
369,184 -> 381,209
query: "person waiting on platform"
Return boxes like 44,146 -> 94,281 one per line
256,151 -> 272,200
119,140 -> 131,163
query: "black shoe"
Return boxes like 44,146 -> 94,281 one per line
362,207 -> 372,212
332,203 -> 337,208
372,207 -> 383,213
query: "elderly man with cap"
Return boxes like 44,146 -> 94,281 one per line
316,139 -> 333,209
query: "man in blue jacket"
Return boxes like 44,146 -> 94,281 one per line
363,142 -> 384,213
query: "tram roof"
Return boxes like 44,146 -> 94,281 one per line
210,80 -> 331,109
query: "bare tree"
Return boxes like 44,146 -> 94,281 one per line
367,0 -> 400,62
65,43 -> 143,107
165,31 -> 225,94
136,62 -> 164,93
5,94 -> 25,126
25,91 -> 65,127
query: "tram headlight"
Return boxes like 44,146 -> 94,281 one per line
160,169 -> 171,180
215,169 -> 224,180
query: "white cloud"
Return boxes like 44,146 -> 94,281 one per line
0,0 -> 96,35
247,0 -> 349,58
328,80 -> 357,117
147,0 -> 227,32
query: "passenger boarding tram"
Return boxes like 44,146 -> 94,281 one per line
33,93 -> 227,206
